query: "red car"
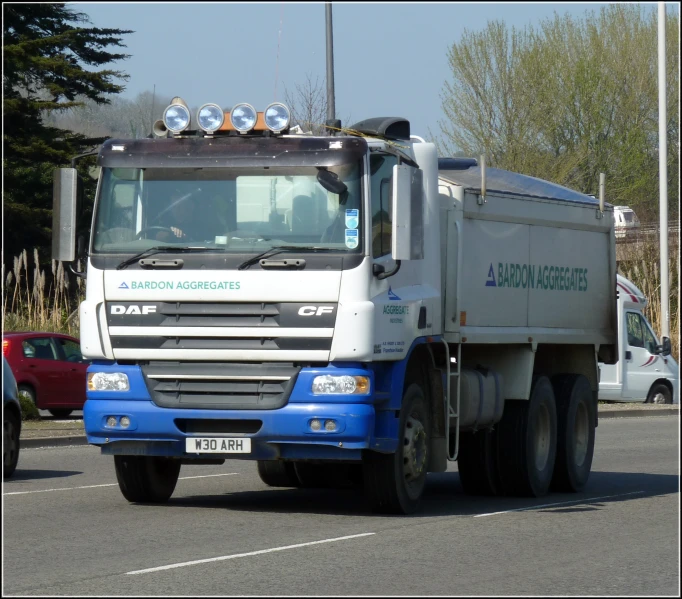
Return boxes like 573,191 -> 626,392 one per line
2,332 -> 89,418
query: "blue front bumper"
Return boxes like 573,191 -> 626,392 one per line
84,363 -> 379,461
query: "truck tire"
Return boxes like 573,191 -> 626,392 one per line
457,428 -> 502,496
363,383 -> 430,514
257,460 -> 301,487
497,376 -> 557,497
646,383 -> 672,404
114,455 -> 181,503
551,374 -> 595,493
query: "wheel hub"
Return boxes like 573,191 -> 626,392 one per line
403,415 -> 427,482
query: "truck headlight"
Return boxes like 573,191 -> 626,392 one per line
88,372 -> 130,391
311,375 -> 370,395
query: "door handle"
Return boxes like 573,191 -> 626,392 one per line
625,351 -> 632,360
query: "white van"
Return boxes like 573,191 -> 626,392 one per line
599,275 -> 678,404
613,206 -> 641,238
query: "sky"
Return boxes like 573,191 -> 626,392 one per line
73,2 -> 678,144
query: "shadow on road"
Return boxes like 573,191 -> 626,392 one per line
168,470 -> 679,518
5,469 -> 83,482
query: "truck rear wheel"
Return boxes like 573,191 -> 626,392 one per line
551,374 -> 595,492
363,383 -> 430,514
257,460 -> 301,487
497,376 -> 557,497
457,428 -> 502,496
114,455 -> 181,503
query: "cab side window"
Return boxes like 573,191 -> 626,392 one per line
626,312 -> 644,348
370,154 -> 398,258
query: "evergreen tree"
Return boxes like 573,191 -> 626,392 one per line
3,3 -> 132,261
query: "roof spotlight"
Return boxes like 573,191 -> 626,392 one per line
163,97 -> 191,133
264,102 -> 290,133
230,103 -> 257,133
197,103 -> 224,133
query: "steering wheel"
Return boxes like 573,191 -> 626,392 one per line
136,226 -> 177,240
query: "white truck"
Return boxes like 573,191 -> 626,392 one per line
599,274 -> 678,404
52,98 -> 618,514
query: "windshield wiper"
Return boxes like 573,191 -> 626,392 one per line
116,246 -> 220,270
237,246 -> 346,271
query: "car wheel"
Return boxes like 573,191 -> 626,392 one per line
3,410 -> 21,478
48,409 -> 73,419
646,383 -> 672,405
18,385 -> 36,407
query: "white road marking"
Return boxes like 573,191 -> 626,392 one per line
3,473 -> 239,496
473,491 -> 645,518
126,533 -> 377,575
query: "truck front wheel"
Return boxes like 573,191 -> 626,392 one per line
551,374 -> 595,492
257,460 -> 301,487
363,383 -> 430,514
497,376 -> 557,497
114,455 -> 181,503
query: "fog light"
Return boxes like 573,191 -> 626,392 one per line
106,416 -> 118,427
310,419 -> 322,431
120,416 -> 131,428
324,419 -> 337,432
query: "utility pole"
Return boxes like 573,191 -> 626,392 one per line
658,2 -> 669,339
150,84 -> 156,137
325,3 -> 336,122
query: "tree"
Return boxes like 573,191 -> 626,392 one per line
438,5 -> 679,222
284,73 -> 328,135
3,3 -> 132,261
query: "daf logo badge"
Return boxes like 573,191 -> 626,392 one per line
110,305 -> 157,315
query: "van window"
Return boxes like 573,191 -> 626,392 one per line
641,319 -> 658,354
626,312 -> 644,348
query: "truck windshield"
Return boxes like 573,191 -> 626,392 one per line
91,162 -> 363,254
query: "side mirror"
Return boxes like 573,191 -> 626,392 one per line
656,336 -> 672,356
52,168 -> 79,262
391,165 -> 424,261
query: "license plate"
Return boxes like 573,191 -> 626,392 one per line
185,437 -> 251,454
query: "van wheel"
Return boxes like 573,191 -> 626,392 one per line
497,376 -> 557,497
457,428 -> 502,496
646,383 -> 672,404
363,383 -> 430,514
114,455 -> 181,503
257,461 -> 300,487
551,374 -> 595,493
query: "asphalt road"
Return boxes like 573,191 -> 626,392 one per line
3,417 -> 679,596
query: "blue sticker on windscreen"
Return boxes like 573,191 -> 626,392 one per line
345,229 -> 359,249
345,209 -> 359,230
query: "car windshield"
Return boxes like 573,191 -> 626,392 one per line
92,162 -> 363,254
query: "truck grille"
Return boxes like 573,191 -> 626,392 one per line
106,301 -> 336,357
141,361 -> 301,410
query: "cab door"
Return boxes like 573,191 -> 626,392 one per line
622,311 -> 659,400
